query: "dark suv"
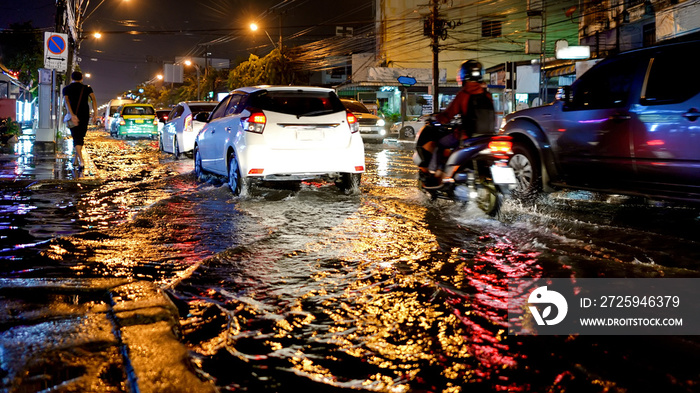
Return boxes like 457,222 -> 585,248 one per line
501,40 -> 700,203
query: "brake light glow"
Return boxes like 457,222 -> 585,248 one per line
185,114 -> 193,132
251,113 -> 266,123
488,140 -> 513,153
119,119 -> 126,126
152,117 -> 158,125
244,112 -> 266,133
347,111 -> 359,133
354,166 -> 364,172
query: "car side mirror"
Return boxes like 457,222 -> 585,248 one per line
194,112 -> 209,122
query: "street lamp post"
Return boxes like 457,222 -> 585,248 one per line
249,23 -> 278,50
184,60 -> 201,100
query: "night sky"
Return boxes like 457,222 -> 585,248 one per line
2,0 -> 373,105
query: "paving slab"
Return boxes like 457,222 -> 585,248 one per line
0,278 -> 217,393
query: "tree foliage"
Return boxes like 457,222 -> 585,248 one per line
227,49 -> 305,89
0,22 -> 43,88
139,83 -> 172,108
126,49 -> 310,108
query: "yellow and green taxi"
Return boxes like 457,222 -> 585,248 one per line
110,103 -> 159,139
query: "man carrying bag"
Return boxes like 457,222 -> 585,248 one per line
63,71 -> 98,170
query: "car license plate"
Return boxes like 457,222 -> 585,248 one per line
296,130 -> 323,141
135,119 -> 144,124
491,165 -> 517,184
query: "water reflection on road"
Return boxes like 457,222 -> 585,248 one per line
3,135 -> 699,392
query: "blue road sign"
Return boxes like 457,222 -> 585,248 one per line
47,35 -> 66,55
397,76 -> 417,86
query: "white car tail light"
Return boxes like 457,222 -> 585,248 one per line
347,111 -> 359,133
243,111 -> 266,134
184,114 -> 193,132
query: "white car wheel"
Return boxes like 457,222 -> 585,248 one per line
173,138 -> 180,160
194,147 -> 204,181
337,173 -> 361,194
227,154 -> 248,196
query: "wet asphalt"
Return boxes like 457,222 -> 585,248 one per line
0,129 -> 217,392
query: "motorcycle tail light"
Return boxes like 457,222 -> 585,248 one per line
347,111 -> 359,133
488,140 -> 513,154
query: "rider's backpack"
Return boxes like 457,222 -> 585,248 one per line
464,92 -> 495,136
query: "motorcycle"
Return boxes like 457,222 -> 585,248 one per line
414,123 -> 517,216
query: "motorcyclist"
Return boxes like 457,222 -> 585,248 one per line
416,59 -> 493,188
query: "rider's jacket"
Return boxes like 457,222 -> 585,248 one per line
435,81 -> 491,141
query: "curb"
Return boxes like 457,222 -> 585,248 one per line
0,278 -> 217,393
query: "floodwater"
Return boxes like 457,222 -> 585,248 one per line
2,133 -> 699,392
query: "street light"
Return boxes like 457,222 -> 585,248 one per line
250,23 -> 278,50
184,59 -> 201,100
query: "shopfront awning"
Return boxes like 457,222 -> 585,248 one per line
545,64 -> 576,78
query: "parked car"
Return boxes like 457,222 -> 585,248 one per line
194,86 -> 365,195
110,103 -> 159,139
161,101 -> 217,158
391,115 -> 430,140
500,40 -> 700,203
104,98 -> 135,133
155,108 -> 171,135
340,99 -> 387,143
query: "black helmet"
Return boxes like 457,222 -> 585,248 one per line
458,60 -> 484,84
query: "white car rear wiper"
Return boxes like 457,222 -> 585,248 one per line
296,109 -> 334,118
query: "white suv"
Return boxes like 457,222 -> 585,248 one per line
161,101 -> 218,158
194,86 -> 365,195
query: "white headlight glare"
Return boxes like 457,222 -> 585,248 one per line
377,119 -> 385,127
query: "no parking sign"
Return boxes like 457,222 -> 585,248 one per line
44,32 -> 68,72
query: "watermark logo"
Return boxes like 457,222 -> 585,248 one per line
528,286 -> 568,326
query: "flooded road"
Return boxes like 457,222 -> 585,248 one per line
2,132 -> 699,392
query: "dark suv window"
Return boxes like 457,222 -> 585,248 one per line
643,50 -> 700,105
568,56 -> 638,110
248,90 -> 346,116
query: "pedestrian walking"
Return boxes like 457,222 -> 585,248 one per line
63,71 -> 98,169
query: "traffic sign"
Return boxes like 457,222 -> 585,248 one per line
397,76 -> 417,86
44,32 -> 68,72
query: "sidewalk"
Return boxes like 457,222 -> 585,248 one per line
0,129 -> 218,392
0,127 -> 80,182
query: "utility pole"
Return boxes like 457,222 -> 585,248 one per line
431,0 -> 439,113
424,0 -> 459,113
